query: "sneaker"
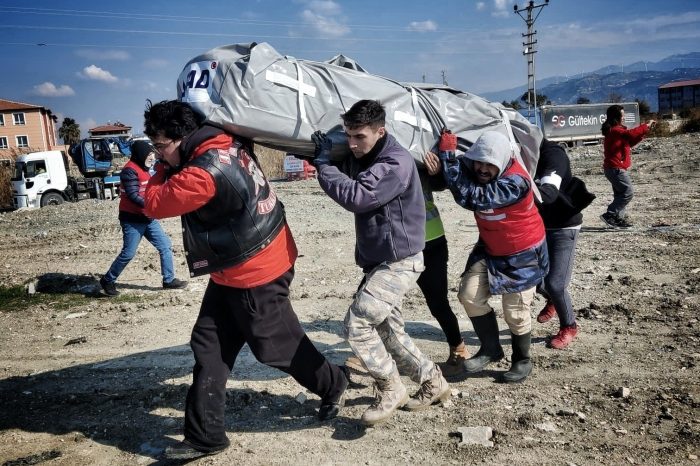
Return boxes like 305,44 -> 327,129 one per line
318,367 -> 348,421
600,212 -> 619,228
99,277 -> 119,296
163,278 -> 188,289
536,301 -> 557,323
403,366 -> 451,411
439,342 -> 469,377
616,217 -> 633,228
163,440 -> 227,460
548,325 -> 578,350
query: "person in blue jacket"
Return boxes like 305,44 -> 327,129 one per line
439,130 -> 548,383
100,140 -> 187,295
312,99 -> 450,425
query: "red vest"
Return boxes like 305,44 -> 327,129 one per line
119,160 -> 149,216
474,160 -> 545,257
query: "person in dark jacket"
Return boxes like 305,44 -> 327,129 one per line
534,140 -> 595,349
600,105 -> 655,228
142,100 -> 348,461
100,140 -> 187,296
439,130 -> 548,383
312,99 -> 450,426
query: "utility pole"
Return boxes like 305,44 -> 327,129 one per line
514,0 -> 549,127
441,70 -> 448,86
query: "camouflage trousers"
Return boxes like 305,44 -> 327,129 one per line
343,252 -> 437,383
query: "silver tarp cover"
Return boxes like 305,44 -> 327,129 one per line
177,42 -> 543,174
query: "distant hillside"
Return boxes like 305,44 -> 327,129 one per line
535,68 -> 700,110
481,52 -> 700,111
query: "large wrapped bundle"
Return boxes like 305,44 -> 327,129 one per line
177,42 -> 542,175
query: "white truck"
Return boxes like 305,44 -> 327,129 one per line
11,139 -> 120,209
539,102 -> 640,148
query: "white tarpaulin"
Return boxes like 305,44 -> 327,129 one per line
177,42 -> 543,176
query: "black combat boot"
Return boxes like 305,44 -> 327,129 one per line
501,332 -> 532,383
463,311 -> 505,373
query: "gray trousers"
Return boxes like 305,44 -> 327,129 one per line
344,252 -> 436,383
604,168 -> 634,218
539,228 -> 579,328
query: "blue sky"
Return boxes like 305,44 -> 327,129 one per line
1,0 -> 699,137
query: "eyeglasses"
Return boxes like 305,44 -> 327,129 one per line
153,139 -> 175,152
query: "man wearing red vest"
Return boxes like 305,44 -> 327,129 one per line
439,130 -> 548,383
141,100 -> 348,461
100,140 -> 187,296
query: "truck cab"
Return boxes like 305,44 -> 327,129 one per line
12,151 -> 69,208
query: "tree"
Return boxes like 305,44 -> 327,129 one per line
576,96 -> 591,104
635,98 -> 651,116
58,118 -> 81,146
520,91 -> 548,107
501,100 -> 522,110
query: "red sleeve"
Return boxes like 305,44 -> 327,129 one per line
144,165 -> 216,219
622,124 -> 649,147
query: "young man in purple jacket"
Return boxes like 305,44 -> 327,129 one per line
312,100 -> 450,426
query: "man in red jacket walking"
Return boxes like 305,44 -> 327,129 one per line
600,105 -> 655,229
142,100 -> 348,461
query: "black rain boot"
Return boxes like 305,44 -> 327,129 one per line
463,311 -> 505,373
502,332 -> 532,383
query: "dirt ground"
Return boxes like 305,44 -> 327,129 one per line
0,133 -> 699,466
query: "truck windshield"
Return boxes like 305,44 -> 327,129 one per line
11,162 -> 25,181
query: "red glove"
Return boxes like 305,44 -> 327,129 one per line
438,129 -> 457,152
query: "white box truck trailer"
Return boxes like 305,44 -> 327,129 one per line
539,102 -> 640,148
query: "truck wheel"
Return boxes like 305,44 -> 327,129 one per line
40,192 -> 65,207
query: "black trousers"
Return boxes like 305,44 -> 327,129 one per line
416,236 -> 463,347
184,269 -> 345,450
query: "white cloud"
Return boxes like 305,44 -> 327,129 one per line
476,2 -> 486,11
307,0 -> 341,16
409,20 -> 437,33
75,49 -> 130,61
297,0 -> 349,37
301,9 -> 350,37
494,0 -> 509,10
31,82 -> 75,97
77,65 -> 119,83
492,0 -> 512,17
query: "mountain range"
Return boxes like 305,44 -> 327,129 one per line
481,52 -> 700,111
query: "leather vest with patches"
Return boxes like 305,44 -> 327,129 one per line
182,141 -> 285,276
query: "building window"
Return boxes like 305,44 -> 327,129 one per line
16,135 -> 28,148
0,137 -> 7,149
13,113 -> 26,125
0,114 -> 4,126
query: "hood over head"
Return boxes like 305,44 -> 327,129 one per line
464,131 -> 512,177
130,140 -> 156,169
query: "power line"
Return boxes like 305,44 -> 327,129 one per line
0,6 -> 471,33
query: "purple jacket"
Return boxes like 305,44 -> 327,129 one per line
317,134 -> 426,270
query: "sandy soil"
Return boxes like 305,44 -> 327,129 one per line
0,133 -> 699,466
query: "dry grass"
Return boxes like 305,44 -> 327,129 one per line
0,160 -> 13,209
255,144 -> 286,180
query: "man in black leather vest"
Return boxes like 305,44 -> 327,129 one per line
141,100 -> 348,461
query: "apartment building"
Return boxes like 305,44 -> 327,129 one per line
0,98 -> 59,158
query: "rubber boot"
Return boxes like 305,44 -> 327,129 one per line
360,368 -> 408,426
463,312 -> 504,373
439,342 -> 469,377
502,332 -> 532,383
